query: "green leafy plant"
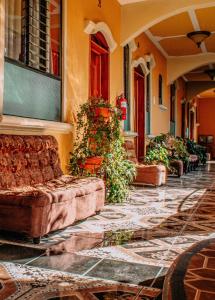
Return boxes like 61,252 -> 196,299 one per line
172,137 -> 189,164
186,138 -> 207,164
69,98 -> 136,203
145,144 -> 170,167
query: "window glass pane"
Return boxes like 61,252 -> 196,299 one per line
5,0 -> 61,77
4,61 -> 61,121
5,0 -> 22,61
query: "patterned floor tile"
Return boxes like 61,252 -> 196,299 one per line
1,164 -> 215,299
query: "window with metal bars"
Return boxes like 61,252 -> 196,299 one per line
158,74 -> 163,105
5,0 -> 61,77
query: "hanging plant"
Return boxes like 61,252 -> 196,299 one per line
69,97 -> 136,203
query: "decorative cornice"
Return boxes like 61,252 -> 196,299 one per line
145,53 -> 156,69
131,57 -> 150,75
129,40 -> 138,52
84,20 -> 117,53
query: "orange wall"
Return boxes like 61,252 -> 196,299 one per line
133,32 -> 170,135
198,98 -> 215,144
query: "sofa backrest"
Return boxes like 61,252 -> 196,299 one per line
0,135 -> 63,189
124,140 -> 138,164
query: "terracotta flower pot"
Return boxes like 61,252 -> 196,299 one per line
85,156 -> 103,165
94,107 -> 110,118
81,156 -> 103,174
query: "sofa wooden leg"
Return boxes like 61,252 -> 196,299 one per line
33,237 -> 41,244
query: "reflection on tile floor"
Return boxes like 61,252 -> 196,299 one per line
1,164 -> 215,299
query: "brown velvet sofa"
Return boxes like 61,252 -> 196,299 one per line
124,140 -> 167,187
0,135 -> 105,243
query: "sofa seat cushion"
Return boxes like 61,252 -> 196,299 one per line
0,176 -> 105,208
170,160 -> 183,177
136,164 -> 166,173
135,164 -> 166,186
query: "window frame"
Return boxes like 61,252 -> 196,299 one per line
5,0 -> 63,80
3,0 -> 63,123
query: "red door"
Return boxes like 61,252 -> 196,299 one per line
90,48 -> 102,97
90,33 -> 109,101
134,66 -> 145,160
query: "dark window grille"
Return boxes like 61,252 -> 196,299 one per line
170,83 -> 176,122
5,0 -> 61,78
158,74 -> 163,105
22,0 -> 50,73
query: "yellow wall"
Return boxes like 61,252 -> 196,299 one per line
64,0 -> 123,123
0,0 -> 123,173
133,32 -> 170,136
60,0 -> 123,171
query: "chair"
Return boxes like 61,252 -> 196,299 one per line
124,140 -> 167,187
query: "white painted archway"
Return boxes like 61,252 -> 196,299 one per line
129,56 -> 150,133
84,20 -> 117,53
168,53 -> 215,84
121,0 -> 215,45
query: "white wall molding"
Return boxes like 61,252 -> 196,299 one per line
145,30 -> 168,58
84,20 -> 117,53
0,116 -> 73,134
145,53 -> 156,69
131,57 -> 150,75
128,39 -> 138,52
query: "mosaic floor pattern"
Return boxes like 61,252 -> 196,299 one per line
1,163 -> 215,299
163,238 -> 215,300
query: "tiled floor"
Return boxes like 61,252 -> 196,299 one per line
1,163 -> 215,299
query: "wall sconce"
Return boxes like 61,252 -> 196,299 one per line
187,31 -> 211,48
98,0 -> 102,8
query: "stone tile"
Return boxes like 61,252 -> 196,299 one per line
87,258 -> 168,285
28,253 -> 102,275
0,244 -> 45,263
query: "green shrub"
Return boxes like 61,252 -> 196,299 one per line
69,98 -> 136,204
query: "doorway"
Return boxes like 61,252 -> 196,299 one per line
170,83 -> 176,136
190,111 -> 195,140
134,65 -> 145,160
90,32 -> 109,101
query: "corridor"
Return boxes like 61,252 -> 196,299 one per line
1,163 -> 215,299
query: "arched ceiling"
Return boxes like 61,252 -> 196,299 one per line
121,0 -> 215,45
145,7 -> 215,58
120,0 -> 215,84
197,88 -> 215,98
183,64 -> 215,82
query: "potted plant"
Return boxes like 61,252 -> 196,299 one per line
69,98 -> 136,203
